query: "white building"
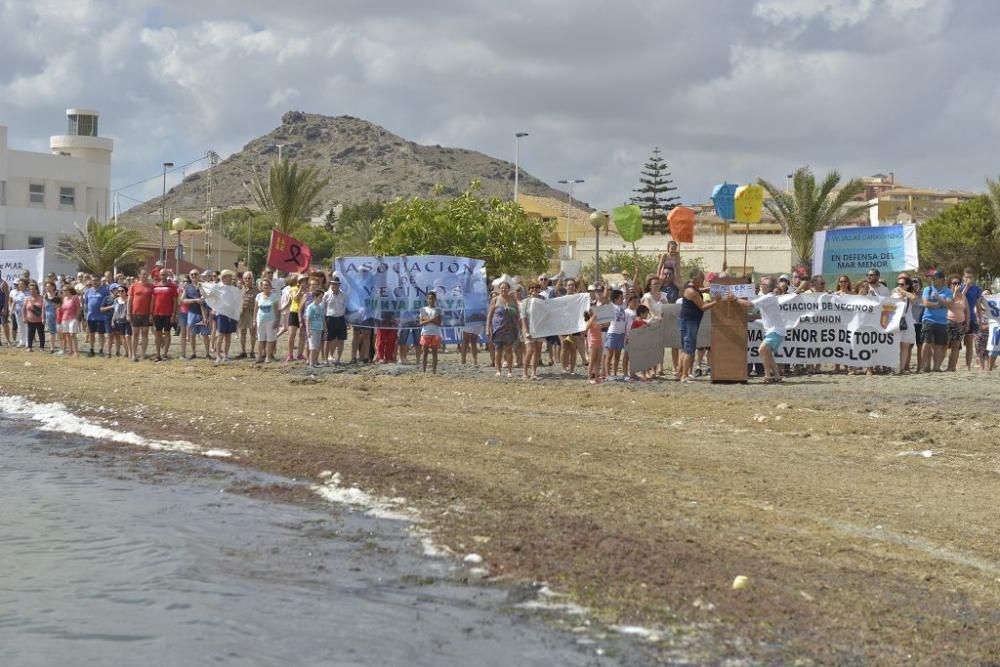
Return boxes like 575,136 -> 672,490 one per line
0,109 -> 113,277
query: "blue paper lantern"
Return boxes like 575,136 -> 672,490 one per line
711,182 -> 738,221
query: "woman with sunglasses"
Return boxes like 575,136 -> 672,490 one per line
892,275 -> 917,373
834,275 -> 852,295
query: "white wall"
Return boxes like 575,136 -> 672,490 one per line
0,120 -> 112,278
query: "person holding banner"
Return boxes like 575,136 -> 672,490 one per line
737,276 -> 784,383
945,274 -> 971,372
892,274 -> 917,374
678,270 -> 719,383
520,282 -> 543,380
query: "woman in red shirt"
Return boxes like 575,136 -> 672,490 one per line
128,270 -> 155,361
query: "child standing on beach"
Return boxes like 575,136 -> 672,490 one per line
419,291 -> 443,374
304,288 -> 326,368
585,309 -> 603,384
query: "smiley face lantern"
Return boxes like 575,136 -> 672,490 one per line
734,184 -> 763,224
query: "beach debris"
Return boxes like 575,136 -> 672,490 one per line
752,414 -> 768,423
732,575 -> 750,590
868,411 -> 882,419
318,470 -> 333,479
483,438 -> 500,446
692,597 -> 716,611
799,590 -> 815,602
897,450 -> 933,458
776,403 -> 789,410
463,553 -> 483,564
23,362 -> 31,367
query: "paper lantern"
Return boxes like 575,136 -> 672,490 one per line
667,206 -> 695,243
734,184 -> 764,223
612,205 -> 644,243
711,182 -> 738,221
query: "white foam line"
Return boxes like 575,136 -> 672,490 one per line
310,479 -> 414,522
0,395 -> 232,458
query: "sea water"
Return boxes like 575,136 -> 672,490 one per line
0,409 -> 621,666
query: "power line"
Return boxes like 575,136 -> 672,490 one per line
111,153 -> 212,195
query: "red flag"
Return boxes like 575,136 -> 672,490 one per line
266,229 -> 312,272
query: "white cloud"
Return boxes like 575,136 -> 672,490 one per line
0,0 -> 997,216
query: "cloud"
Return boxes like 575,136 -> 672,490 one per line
0,0 -> 998,216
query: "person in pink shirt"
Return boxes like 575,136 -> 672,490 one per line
59,285 -> 81,356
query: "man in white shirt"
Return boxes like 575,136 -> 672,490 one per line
866,269 -> 890,297
322,276 -> 348,364
738,276 -> 786,383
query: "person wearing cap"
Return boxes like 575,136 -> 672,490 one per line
919,270 -> 952,372
776,275 -> 791,295
320,275 -> 347,365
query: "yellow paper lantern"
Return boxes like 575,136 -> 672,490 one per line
734,184 -> 764,223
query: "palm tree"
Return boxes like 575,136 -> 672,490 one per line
335,200 -> 384,255
986,175 -> 1000,235
57,217 -> 147,275
250,157 -> 329,234
758,166 -> 869,268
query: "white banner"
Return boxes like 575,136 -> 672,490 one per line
528,294 -> 589,338
747,293 -> 905,368
198,282 -> 243,321
985,297 -> 1000,353
0,248 -> 45,286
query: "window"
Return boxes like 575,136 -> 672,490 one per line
60,186 -> 75,207
68,114 -> 98,137
29,183 -> 44,205
28,236 -> 44,249
1,180 -> 6,206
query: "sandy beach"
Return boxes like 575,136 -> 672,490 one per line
2,348 -> 999,664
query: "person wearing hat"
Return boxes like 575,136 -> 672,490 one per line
919,269 -> 952,372
321,275 -> 348,365
776,275 -> 791,295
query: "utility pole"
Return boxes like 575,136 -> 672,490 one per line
557,179 -> 584,259
513,132 -> 529,203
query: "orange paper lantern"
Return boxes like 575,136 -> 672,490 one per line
667,206 -> 695,243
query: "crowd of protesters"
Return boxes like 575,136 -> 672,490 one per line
1,251 -> 996,382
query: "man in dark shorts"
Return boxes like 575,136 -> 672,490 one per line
322,276 -> 348,364
83,275 -> 110,357
182,270 -> 211,359
151,271 -> 178,361
127,270 -> 155,361
919,270 -> 952,372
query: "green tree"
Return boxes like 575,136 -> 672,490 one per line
250,157 -> 329,234
758,166 -> 868,268
296,225 -> 337,269
57,217 -> 147,276
335,199 -> 384,256
218,208 -> 272,273
918,196 -> 1000,276
371,187 -> 551,277
630,147 -> 680,235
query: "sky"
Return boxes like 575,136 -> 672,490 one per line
2,0 -> 999,213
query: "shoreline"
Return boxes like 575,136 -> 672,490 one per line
3,349 -> 1000,663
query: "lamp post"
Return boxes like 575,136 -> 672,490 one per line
513,132 -> 529,202
171,217 -> 187,276
557,179 -> 584,259
589,211 -> 608,284
159,161 -> 174,262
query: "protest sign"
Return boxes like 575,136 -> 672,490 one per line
594,303 -> 616,325
612,205 -> 643,243
0,248 -> 45,286
266,230 -> 312,273
626,319 -> 666,373
709,283 -> 755,299
746,293 -> 905,368
659,304 -> 713,349
527,294 -> 589,338
711,182 -> 737,221
667,206 -> 695,243
812,224 -> 918,277
334,256 -> 488,329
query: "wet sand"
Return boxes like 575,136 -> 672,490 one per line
3,348 -> 999,664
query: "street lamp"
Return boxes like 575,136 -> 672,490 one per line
557,179 -> 584,259
171,217 -> 187,275
589,211 -> 608,284
159,161 -> 174,262
513,132 -> 529,203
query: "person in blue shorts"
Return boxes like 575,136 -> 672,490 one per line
83,275 -> 110,357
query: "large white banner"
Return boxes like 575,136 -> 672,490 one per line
527,294 -> 589,338
0,248 -> 45,286
747,293 -> 905,367
198,282 -> 243,321
985,297 -> 1000,354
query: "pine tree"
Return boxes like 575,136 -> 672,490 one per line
630,147 -> 680,234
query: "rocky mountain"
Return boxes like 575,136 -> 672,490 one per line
124,111 -> 577,222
